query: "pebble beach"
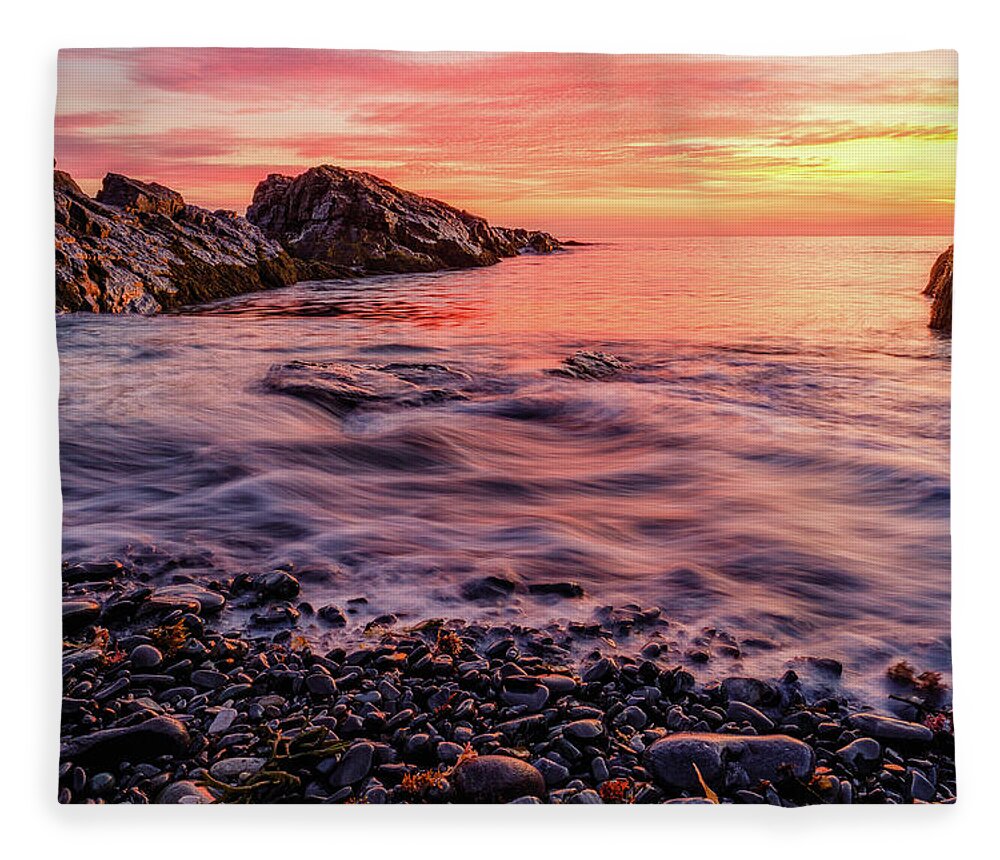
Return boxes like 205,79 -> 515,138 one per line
60,561 -> 955,805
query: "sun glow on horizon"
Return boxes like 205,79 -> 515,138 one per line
55,49 -> 957,238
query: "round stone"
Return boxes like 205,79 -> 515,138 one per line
305,673 -> 337,696
156,780 -> 216,804
209,757 -> 267,783
845,713 -> 934,744
63,599 -> 101,630
836,737 -> 881,765
500,678 -> 549,711
536,674 -> 577,696
452,755 -> 546,803
156,584 -> 226,614
564,719 -> 604,740
329,743 -> 374,787
253,570 -> 300,599
129,644 -> 163,669
644,733 -> 814,792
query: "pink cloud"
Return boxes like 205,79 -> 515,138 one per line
54,49 -> 957,234
54,111 -> 123,131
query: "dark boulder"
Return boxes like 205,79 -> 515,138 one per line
461,575 -> 519,601
54,169 -> 85,197
452,755 -> 546,803
527,581 -> 585,598
644,733 -> 814,793
62,560 -> 124,584
924,245 -> 953,334
263,359 -> 472,417
155,780 -> 216,804
60,716 -> 191,765
55,170 -> 297,313
845,713 -> 934,744
96,173 -> 185,218
548,351 -> 629,380
252,570 -> 301,600
62,599 -> 101,631
246,165 -> 560,275
720,676 -> 782,709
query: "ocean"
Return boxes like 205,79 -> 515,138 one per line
56,235 -> 951,705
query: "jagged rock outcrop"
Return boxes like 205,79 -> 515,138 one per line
246,165 -> 561,278
547,351 -> 630,380
96,173 -> 185,218
263,360 -> 474,417
924,245 -> 953,334
55,171 -> 297,313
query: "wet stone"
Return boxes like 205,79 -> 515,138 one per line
208,708 -> 238,735
305,673 -> 337,696
582,657 -> 615,684
405,733 -> 432,759
251,604 -> 300,627
318,605 -> 347,626
60,716 -> 191,766
209,757 -> 267,783
63,599 -> 101,630
453,755 -> 546,803
837,737 -> 881,765
549,351 -> 629,380
721,676 -> 780,708
846,713 -> 934,744
910,770 -> 936,802
726,701 -> 775,732
568,789 -> 603,804
536,674 -> 577,696
63,561 -> 124,584
143,594 -> 201,617
534,757 -> 570,787
644,733 -> 814,792
437,742 -> 464,765
129,644 -> 163,669
88,772 -> 115,796
591,758 -> 610,782
527,582 -> 585,598
156,584 -> 226,614
496,714 -> 547,739
329,742 -> 374,787
461,576 -> 518,601
564,719 -> 604,740
191,669 -> 227,690
500,678 -> 549,711
263,360 -> 470,417
252,570 -> 301,599
156,780 -> 215,804
618,706 -> 649,729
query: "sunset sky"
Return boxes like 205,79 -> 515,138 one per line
55,49 -> 957,237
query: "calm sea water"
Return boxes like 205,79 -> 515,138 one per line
57,236 -> 951,703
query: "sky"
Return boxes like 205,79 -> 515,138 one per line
55,49 -> 957,238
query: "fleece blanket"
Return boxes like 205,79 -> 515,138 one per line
56,49 -> 955,805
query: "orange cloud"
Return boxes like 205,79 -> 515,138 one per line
771,120 -> 956,147
55,49 -> 957,236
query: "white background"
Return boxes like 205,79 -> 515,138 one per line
2,1 -> 996,855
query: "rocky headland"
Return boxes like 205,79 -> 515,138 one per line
246,165 -> 560,279
59,558 -> 955,805
55,166 -> 561,313
924,245 -> 953,334
55,171 -> 297,313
